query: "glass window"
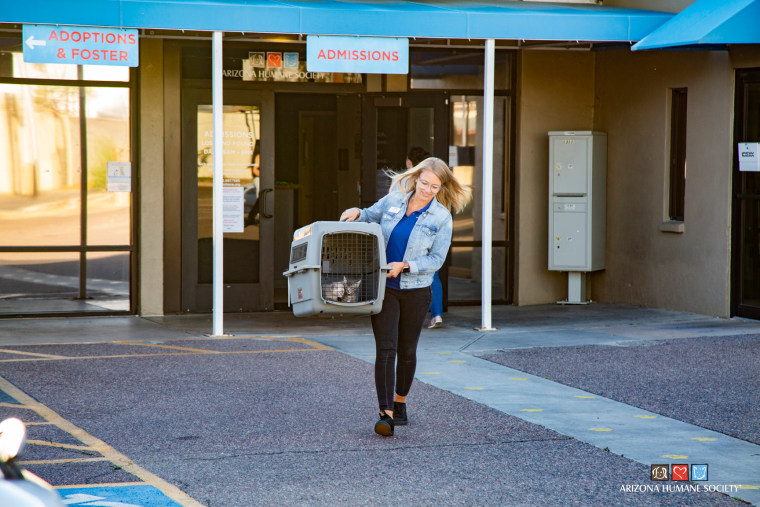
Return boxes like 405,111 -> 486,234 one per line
410,49 -> 512,90
0,52 -> 130,81
0,84 -> 82,246
86,251 -> 130,311
668,88 -> 687,222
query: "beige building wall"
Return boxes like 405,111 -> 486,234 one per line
138,39 -> 165,315
592,49 -> 733,316
515,50 -> 596,305
515,47 -> 735,316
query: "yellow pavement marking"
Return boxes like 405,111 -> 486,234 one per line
0,336 -> 331,363
436,351 -> 452,354
574,395 -> 596,399
0,402 -> 34,409
366,355 -> 376,358
0,376 -> 203,507
692,437 -> 716,442
420,372 -> 440,375
588,428 -> 612,432
57,482 -> 147,489
19,457 -> 110,465
0,348 -> 67,359
26,440 -> 95,451
738,485 -> 760,490
114,341 -> 224,354
24,421 -> 55,426
662,455 -> 688,459
464,387 -> 484,390
509,377 -> 528,381
448,360 -> 466,363
521,409 -> 543,412
634,415 -> 657,419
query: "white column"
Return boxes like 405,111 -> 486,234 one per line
480,39 -> 497,331
212,31 -> 224,336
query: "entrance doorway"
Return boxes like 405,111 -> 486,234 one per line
181,88 -> 275,312
732,68 -> 760,319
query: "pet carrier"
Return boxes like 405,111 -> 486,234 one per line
283,221 -> 389,317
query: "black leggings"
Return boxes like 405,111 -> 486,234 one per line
370,286 -> 432,412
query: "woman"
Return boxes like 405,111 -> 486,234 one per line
340,157 -> 471,436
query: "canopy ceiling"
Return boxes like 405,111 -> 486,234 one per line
633,0 -> 760,50
1,0 -> 672,42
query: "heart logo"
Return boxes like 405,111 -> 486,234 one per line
672,465 -> 688,481
267,52 -> 282,68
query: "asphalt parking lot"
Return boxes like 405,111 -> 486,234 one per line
0,305 -> 758,506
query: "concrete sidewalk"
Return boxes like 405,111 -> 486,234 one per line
1,303 -> 758,504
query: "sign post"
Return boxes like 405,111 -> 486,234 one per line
22,25 -> 138,66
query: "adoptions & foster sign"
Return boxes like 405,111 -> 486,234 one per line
307,35 -> 408,74
23,25 -> 139,67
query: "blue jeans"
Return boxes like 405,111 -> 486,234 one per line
430,271 -> 442,318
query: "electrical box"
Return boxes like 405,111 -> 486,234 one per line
548,131 -> 606,272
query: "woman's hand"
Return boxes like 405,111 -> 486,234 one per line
340,208 -> 361,222
386,261 -> 407,278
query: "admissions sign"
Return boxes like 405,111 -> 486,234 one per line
306,35 -> 408,74
22,25 -> 139,67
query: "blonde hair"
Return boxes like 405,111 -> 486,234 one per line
387,157 -> 472,214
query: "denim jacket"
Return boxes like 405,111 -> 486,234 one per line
358,191 -> 452,289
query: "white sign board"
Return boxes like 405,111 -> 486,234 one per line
223,184 -> 244,233
106,162 -> 131,192
739,142 -> 760,172
307,35 -> 408,74
23,25 -> 139,66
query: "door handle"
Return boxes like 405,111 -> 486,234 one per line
261,188 -> 273,219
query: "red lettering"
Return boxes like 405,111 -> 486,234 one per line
60,31 -> 69,42
128,33 -> 136,44
72,31 -> 82,42
83,33 -> 91,43
72,48 -> 79,58
337,50 -> 346,59
81,49 -> 90,59
318,49 -> 326,60
372,51 -> 380,60
360,50 -> 367,60
392,51 -> 399,61
327,49 -> 336,59
120,51 -> 127,61
382,51 -> 390,61
106,33 -> 116,43
117,34 -> 126,44
48,31 -> 58,41
351,50 -> 358,60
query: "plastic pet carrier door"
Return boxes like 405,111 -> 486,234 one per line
283,221 -> 389,316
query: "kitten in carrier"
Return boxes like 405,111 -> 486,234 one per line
322,276 -> 362,303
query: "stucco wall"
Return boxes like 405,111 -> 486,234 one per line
592,49 -> 733,316
138,39 -> 165,315
516,50 -> 595,305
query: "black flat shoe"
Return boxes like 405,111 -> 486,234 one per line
393,401 -> 408,426
374,412 -> 394,436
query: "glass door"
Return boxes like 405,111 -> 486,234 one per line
181,89 -> 274,312
732,68 -> 760,319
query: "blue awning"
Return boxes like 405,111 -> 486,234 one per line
1,0 -> 672,42
632,0 -> 760,50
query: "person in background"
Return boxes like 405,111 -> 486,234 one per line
405,148 -> 444,330
340,157 -> 471,436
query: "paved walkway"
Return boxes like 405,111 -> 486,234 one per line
1,303 -> 758,504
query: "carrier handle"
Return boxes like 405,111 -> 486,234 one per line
282,265 -> 320,277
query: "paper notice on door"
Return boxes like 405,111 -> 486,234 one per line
106,162 -> 131,192
223,185 -> 244,233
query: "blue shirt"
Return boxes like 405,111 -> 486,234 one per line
385,197 -> 432,290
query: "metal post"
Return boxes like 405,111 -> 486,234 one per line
212,31 -> 224,336
479,39 -> 497,331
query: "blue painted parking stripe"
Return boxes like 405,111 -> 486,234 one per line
57,484 -> 183,506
